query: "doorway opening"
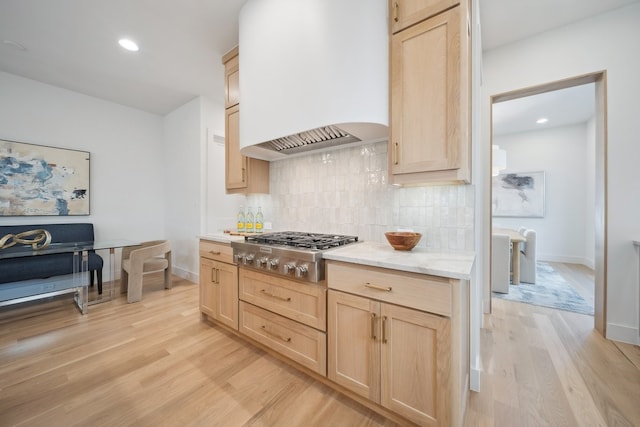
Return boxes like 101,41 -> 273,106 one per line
489,72 -> 607,334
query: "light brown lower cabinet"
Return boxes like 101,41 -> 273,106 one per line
328,290 -> 450,426
199,256 -> 238,330
199,246 -> 468,426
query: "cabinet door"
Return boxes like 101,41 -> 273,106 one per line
327,290 -> 380,401
225,104 -> 248,190
390,0 -> 458,34
225,53 -> 239,108
199,257 -> 217,318
216,261 -> 239,330
380,303 -> 450,426
199,257 -> 238,330
390,6 -> 461,176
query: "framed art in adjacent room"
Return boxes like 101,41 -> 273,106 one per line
492,171 -> 545,218
0,139 -> 90,216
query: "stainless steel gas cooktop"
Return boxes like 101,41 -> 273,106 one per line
231,231 -> 359,283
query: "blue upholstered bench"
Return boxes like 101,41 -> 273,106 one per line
0,223 -> 104,299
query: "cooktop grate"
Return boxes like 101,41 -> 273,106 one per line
244,231 -> 358,250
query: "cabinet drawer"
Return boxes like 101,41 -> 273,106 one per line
239,269 -> 326,331
239,301 -> 327,375
199,240 -> 234,264
327,261 -> 451,317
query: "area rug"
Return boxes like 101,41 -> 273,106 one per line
493,262 -> 594,315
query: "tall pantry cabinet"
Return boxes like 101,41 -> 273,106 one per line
389,0 -> 472,185
222,47 -> 269,194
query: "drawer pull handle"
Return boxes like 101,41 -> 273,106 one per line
211,267 -> 219,284
209,250 -> 221,255
382,316 -> 388,344
260,289 -> 291,302
393,2 -> 399,22
365,283 -> 392,292
370,313 -> 377,340
261,325 -> 292,342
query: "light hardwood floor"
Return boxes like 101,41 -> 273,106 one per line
476,261 -> 640,426
1,273 -> 638,426
548,261 -> 595,309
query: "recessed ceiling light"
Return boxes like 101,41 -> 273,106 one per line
536,117 -> 548,124
118,38 -> 139,52
2,39 -> 27,51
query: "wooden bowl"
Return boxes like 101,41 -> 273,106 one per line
384,232 -> 422,251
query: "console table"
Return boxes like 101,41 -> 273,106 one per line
0,239 -> 139,314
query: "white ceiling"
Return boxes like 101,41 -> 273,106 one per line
479,0 -> 639,50
0,0 -> 247,115
0,0 -> 637,118
492,84 -> 596,136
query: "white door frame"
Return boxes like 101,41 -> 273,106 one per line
485,72 -> 608,334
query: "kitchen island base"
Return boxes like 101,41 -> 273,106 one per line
199,237 -> 472,426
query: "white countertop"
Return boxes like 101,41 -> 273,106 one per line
323,241 -> 475,280
198,233 -> 246,244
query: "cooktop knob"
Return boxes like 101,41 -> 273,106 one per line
243,254 -> 255,265
295,264 -> 308,278
284,262 -> 296,275
256,257 -> 268,267
268,258 -> 279,270
233,253 -> 245,264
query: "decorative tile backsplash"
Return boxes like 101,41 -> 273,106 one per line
246,141 -> 474,251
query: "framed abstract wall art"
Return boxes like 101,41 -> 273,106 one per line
0,139 -> 90,216
492,171 -> 545,218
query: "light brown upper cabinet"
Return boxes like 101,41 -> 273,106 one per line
224,49 -> 239,108
390,0 -> 459,33
222,47 -> 269,194
389,1 -> 471,185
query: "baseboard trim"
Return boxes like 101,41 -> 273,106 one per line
538,255 -> 593,268
606,322 -> 640,345
172,266 -> 197,284
470,367 -> 481,391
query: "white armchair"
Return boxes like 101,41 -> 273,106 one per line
492,234 -> 511,293
121,240 -> 172,303
519,230 -> 537,284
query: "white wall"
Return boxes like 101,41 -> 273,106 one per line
480,3 -> 640,343
0,71 -> 165,280
492,123 -> 594,266
0,71 -> 230,285
163,97 -> 203,282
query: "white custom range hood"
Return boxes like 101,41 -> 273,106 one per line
238,0 -> 388,161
